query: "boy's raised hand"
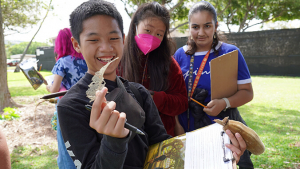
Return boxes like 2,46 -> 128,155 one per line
89,87 -> 130,138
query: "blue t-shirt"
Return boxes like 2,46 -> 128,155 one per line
174,42 -> 252,132
51,55 -> 88,90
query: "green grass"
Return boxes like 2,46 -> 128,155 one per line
7,66 -> 15,70
11,143 -> 58,169
6,71 -> 300,169
239,76 -> 300,169
7,70 -> 52,97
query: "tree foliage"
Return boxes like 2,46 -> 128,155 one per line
1,0 -> 48,35
121,0 -> 300,33
13,0 -> 52,73
119,0 -> 190,32
6,41 -> 50,57
209,0 -> 300,32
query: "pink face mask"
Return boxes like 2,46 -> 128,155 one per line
135,31 -> 161,55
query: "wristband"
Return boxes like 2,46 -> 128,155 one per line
222,98 -> 231,111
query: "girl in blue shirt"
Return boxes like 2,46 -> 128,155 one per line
174,1 -> 254,168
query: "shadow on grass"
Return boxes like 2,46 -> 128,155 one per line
11,145 -> 58,169
238,104 -> 300,169
239,104 -> 300,134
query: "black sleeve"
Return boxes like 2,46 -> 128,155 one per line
131,83 -> 172,145
57,105 -> 131,169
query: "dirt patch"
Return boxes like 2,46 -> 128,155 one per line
1,95 -> 57,153
289,141 -> 300,148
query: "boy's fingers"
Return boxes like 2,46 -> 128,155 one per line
88,88 -> 129,138
98,110 -> 129,138
90,88 -> 108,126
104,110 -> 120,134
95,101 -> 116,131
115,112 -> 129,138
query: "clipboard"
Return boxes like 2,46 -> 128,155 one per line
144,123 -> 236,169
210,50 -> 238,100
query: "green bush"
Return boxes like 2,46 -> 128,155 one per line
1,107 -> 20,121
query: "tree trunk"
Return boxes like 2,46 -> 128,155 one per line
0,4 -> 16,112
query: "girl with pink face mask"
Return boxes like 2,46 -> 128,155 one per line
120,2 -> 188,137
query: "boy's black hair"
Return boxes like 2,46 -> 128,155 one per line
70,0 -> 124,44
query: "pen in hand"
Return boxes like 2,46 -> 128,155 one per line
85,104 -> 145,135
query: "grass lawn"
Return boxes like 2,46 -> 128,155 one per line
10,143 -> 58,169
240,76 -> 300,169
6,71 -> 300,169
7,70 -> 52,97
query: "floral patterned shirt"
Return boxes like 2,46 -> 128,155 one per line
51,55 -> 87,90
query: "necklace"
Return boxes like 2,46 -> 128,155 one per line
187,49 -> 211,130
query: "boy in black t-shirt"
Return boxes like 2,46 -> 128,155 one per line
57,0 -> 247,168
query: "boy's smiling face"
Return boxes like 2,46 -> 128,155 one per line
72,15 -> 124,81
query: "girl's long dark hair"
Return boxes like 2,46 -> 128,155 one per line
185,1 -> 226,56
120,2 -> 174,91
